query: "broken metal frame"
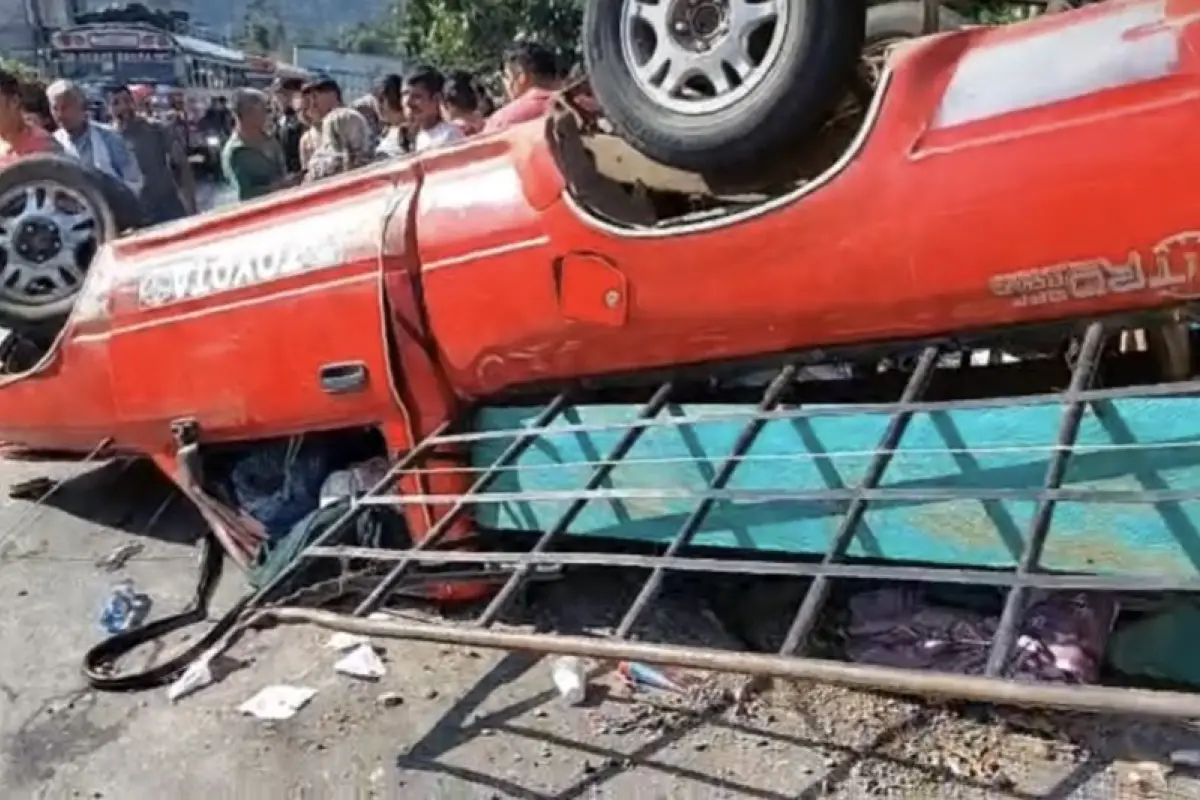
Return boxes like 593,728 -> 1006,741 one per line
248,321 -> 1200,717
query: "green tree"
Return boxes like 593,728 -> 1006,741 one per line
338,0 -> 582,76
0,57 -> 39,81
235,0 -> 288,55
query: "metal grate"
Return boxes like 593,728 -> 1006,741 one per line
246,322 -> 1200,717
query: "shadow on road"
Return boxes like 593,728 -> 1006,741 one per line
23,458 -> 204,546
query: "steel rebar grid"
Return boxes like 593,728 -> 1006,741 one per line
250,420 -> 451,607
419,374 -> 1200,451
778,346 -> 941,657
985,323 -> 1106,677
615,366 -> 799,639
358,485 -> 1200,505
475,382 -> 675,628
352,392 -> 572,616
302,544 -> 1200,593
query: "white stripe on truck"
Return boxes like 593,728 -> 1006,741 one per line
933,0 -> 1178,129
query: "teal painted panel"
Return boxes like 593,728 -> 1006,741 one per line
469,400 -> 1200,577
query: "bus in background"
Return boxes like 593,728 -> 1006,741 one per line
48,24 -> 311,177
48,24 -> 252,103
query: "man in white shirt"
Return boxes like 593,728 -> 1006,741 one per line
403,67 -> 464,153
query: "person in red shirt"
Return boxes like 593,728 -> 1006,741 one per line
483,42 -> 561,133
0,70 -> 59,163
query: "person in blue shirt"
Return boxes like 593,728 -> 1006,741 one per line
46,79 -> 143,198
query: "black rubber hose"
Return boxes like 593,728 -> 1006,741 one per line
82,534 -> 250,692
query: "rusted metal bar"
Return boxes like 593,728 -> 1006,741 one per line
359,484 -> 1200,505
476,382 -> 674,628
420,376 -> 1200,450
302,544 -> 1200,593
352,392 -> 572,616
250,606 -> 1200,720
779,346 -> 941,656
615,366 -> 798,639
986,323 -> 1106,676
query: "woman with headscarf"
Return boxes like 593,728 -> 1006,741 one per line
304,106 -> 374,182
350,95 -> 382,148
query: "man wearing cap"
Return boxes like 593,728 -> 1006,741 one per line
298,76 -> 342,171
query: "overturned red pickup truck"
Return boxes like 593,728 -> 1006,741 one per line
0,0 -> 1197,574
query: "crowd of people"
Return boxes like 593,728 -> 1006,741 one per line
0,39 -> 565,220
0,69 -> 197,226
225,40 -> 563,201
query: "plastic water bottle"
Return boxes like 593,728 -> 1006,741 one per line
551,656 -> 587,705
99,579 -> 148,635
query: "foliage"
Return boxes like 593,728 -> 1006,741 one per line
337,0 -> 582,76
959,0 -> 1040,23
0,57 -> 41,82
234,0 -> 288,55
335,0 -> 1084,77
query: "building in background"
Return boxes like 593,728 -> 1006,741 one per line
292,46 -> 404,98
0,0 -> 73,64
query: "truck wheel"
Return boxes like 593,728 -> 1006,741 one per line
863,3 -> 967,82
585,0 -> 868,173
0,154 -> 119,332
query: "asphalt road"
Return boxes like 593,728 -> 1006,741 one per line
3,456 -> 1200,799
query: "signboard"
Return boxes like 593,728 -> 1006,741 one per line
58,51 -> 178,85
87,31 -> 142,49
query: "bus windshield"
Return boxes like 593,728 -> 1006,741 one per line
57,50 -> 178,86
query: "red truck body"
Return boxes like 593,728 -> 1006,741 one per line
2,0 -> 1198,550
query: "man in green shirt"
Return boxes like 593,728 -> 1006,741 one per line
222,89 -> 294,201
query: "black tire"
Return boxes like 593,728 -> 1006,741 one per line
585,0 -> 868,173
866,1 -> 966,45
0,154 -> 119,331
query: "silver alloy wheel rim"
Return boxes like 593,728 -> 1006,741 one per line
620,0 -> 790,116
0,182 -> 99,306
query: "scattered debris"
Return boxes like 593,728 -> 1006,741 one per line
239,685 -> 317,720
325,631 -> 370,652
167,650 -> 217,703
98,579 -> 151,635
334,644 -> 386,681
94,542 -> 144,572
843,588 -> 1117,683
8,476 -> 54,501
377,692 -> 404,707
319,457 -> 389,507
617,661 -> 691,695
1118,759 -> 1170,795
551,655 -> 588,705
